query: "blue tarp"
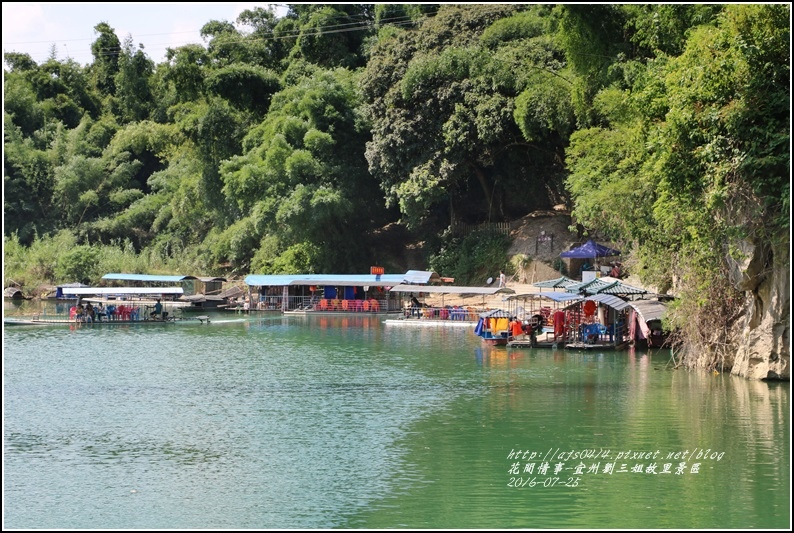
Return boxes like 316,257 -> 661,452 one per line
559,239 -> 620,259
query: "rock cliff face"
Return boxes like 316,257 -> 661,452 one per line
729,239 -> 790,380
680,238 -> 790,380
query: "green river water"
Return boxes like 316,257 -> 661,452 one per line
3,302 -> 790,529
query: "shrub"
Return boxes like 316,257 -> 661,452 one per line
429,229 -> 511,285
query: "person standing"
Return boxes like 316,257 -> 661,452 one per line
499,270 -> 506,288
410,295 -> 422,318
553,310 -> 566,341
510,317 -> 524,340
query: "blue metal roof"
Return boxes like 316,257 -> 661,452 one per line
102,273 -> 198,282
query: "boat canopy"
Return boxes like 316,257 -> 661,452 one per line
388,284 -> 515,296
532,276 -> 578,289
628,300 -> 668,323
102,273 -> 198,282
244,274 -> 404,287
244,271 -> 438,288
402,270 -> 441,284
62,287 -> 184,295
478,308 -> 512,318
54,282 -> 90,298
565,276 -> 647,296
574,293 -> 631,311
505,291 -> 583,303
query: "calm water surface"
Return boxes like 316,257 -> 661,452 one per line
3,302 -> 790,529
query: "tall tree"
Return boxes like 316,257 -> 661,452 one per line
287,4 -> 375,69
218,67 -> 377,272
89,22 -> 121,97
114,37 -> 155,123
3,117 -> 57,242
362,5 -> 565,231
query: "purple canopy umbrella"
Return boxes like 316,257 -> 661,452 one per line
559,239 -> 620,259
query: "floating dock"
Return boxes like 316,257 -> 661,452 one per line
506,337 -> 565,349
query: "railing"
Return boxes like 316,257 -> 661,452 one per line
250,296 -> 403,313
245,296 -> 494,318
404,305 -> 480,321
564,320 -> 627,344
451,221 -> 510,236
32,303 -> 182,322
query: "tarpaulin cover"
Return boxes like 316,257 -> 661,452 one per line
559,239 -> 621,259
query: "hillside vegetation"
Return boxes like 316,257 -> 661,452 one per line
4,4 -> 789,377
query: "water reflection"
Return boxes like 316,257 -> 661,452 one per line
4,299 -> 25,312
3,311 -> 789,529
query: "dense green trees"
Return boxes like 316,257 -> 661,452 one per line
218,67 -> 379,273
4,3 -> 789,364
363,5 -> 569,230
563,4 -> 789,341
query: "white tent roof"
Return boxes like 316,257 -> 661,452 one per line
505,292 -> 583,303
61,287 -> 184,295
388,284 -> 515,296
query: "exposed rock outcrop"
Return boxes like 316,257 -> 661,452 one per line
679,238 -> 790,380
729,239 -> 790,380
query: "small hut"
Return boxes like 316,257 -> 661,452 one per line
628,300 -> 671,348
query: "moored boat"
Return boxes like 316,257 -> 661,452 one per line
3,315 -> 204,326
5,286 -> 209,326
474,308 -> 512,346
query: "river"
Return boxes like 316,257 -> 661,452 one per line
3,302 -> 790,529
